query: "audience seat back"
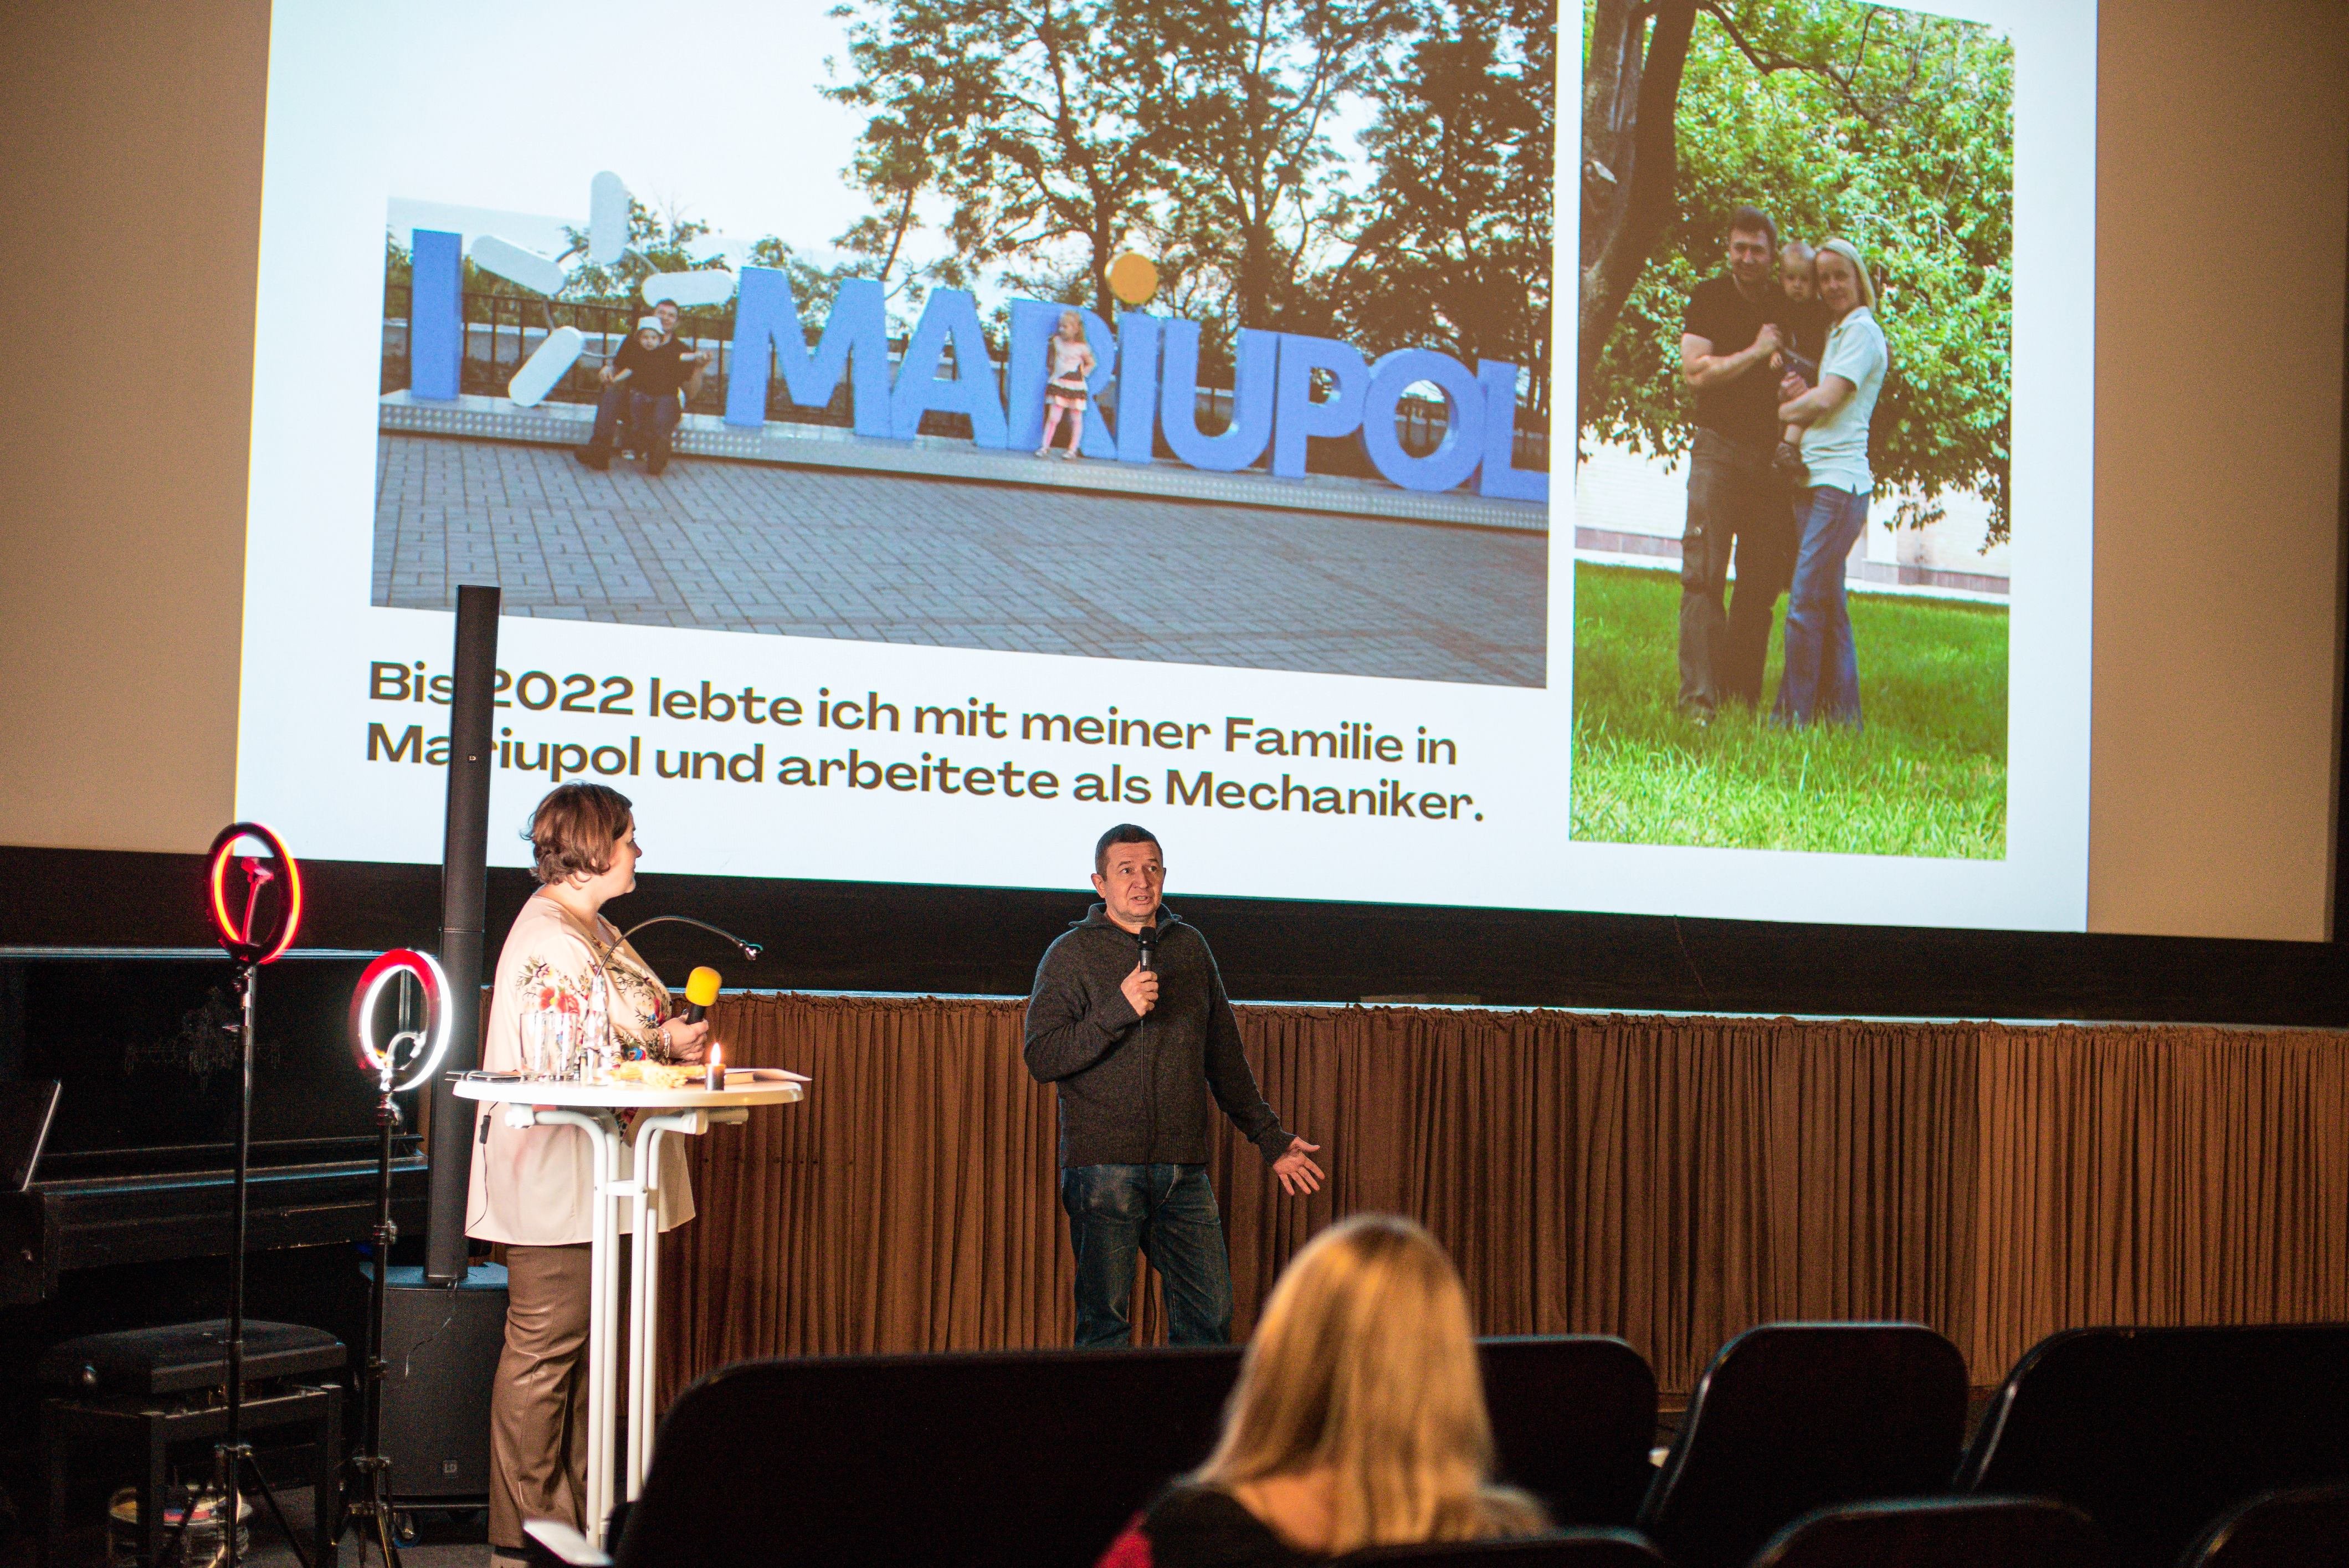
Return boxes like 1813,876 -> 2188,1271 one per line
1478,1336 -> 1658,1526
1347,1530 -> 1668,1566
1750,1497 -> 2107,1568
1955,1325 -> 2349,1568
617,1335 -> 1660,1568
618,1346 -> 1238,1568
2180,1484 -> 2349,1568
1636,1321 -> 1969,1568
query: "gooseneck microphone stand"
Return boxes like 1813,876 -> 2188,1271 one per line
617,915 -> 761,962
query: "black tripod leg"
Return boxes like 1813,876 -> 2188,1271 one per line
377,1502 -> 403,1568
366,1469 -> 402,1568
240,1453 -> 311,1568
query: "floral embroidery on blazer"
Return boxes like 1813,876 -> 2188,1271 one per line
510,921 -> 679,1060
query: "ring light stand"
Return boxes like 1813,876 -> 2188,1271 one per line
342,951 -> 452,1568
201,823 -> 304,1568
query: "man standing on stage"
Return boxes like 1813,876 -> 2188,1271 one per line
1024,824 -> 1325,1346
1677,204 -> 1796,718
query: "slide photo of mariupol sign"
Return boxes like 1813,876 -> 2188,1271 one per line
370,0 -> 1554,690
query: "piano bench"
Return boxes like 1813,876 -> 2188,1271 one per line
38,1319 -> 347,1398
39,1321 -> 346,1568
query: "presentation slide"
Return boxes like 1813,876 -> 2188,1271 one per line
235,0 -> 2092,929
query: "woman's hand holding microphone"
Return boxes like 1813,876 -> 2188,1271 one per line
659,964 -> 721,1061
659,1015 -> 710,1062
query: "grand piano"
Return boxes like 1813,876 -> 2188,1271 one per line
0,948 -> 433,1308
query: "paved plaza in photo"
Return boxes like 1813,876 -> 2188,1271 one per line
372,434 -> 1547,686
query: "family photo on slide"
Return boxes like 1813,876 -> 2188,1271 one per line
1570,0 -> 2014,860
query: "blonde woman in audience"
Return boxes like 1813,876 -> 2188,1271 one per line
1097,1215 -> 1548,1567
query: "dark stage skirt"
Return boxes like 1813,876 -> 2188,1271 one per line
1046,378 -> 1088,411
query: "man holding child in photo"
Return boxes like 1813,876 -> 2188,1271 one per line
1674,205 -> 1799,721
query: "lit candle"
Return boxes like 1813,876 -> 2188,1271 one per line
706,1043 -> 725,1092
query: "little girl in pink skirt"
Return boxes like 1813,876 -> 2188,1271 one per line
1037,311 -> 1096,459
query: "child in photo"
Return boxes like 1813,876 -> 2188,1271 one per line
1774,240 -> 1830,480
610,321 -> 663,387
1037,311 -> 1096,460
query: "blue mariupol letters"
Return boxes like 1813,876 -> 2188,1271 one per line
412,239 -> 1545,502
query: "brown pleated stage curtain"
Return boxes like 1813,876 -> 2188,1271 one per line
656,998 -> 2349,1406
1968,1024 -> 2349,1375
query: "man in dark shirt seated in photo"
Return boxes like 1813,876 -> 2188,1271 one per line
1023,824 -> 1326,1347
1676,204 -> 1797,719
576,310 -> 706,475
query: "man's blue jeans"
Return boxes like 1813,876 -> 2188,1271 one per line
1061,1164 -> 1233,1347
1679,428 -> 1797,714
1773,484 -> 1869,727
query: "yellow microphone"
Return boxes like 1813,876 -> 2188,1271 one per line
683,966 -> 721,1023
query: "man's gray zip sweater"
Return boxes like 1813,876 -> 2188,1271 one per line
1022,904 -> 1290,1169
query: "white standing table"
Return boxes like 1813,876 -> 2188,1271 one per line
453,1076 -> 804,1543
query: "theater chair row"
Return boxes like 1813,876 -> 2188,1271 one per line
524,1323 -> 2349,1568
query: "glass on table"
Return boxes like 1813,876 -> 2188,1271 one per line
520,1008 -> 575,1081
578,994 -> 614,1083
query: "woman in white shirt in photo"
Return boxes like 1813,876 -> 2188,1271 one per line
469,783 -> 709,1560
1772,237 -> 1889,727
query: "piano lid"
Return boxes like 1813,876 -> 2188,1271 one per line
0,948 -> 429,1181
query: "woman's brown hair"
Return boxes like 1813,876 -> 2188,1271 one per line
526,783 -> 633,885
1194,1215 -> 1547,1553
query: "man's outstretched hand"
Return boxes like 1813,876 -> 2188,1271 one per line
1272,1135 -> 1325,1196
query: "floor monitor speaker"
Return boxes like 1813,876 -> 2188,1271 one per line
371,1262 -> 507,1504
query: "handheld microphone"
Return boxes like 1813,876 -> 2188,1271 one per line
1138,925 -> 1158,971
683,966 -> 721,1023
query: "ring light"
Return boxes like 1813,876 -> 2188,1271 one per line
350,948 -> 453,1093
207,822 -> 302,965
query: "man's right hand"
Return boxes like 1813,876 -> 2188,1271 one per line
1750,322 -> 1783,360
1120,963 -> 1159,1018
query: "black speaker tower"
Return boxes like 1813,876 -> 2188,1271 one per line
425,585 -> 499,1282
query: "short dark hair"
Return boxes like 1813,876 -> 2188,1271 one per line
1729,204 -> 1778,249
1094,823 -> 1161,875
527,782 -> 634,885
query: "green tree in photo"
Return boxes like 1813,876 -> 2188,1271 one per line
1579,0 -> 2014,536
1146,0 -> 1414,343
825,0 -> 1180,321
819,0 -> 1555,388
1335,0 -> 1558,418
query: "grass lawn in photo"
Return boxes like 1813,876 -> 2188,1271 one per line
1570,562 -> 2007,859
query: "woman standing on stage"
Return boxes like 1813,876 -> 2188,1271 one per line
468,782 -> 708,1560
